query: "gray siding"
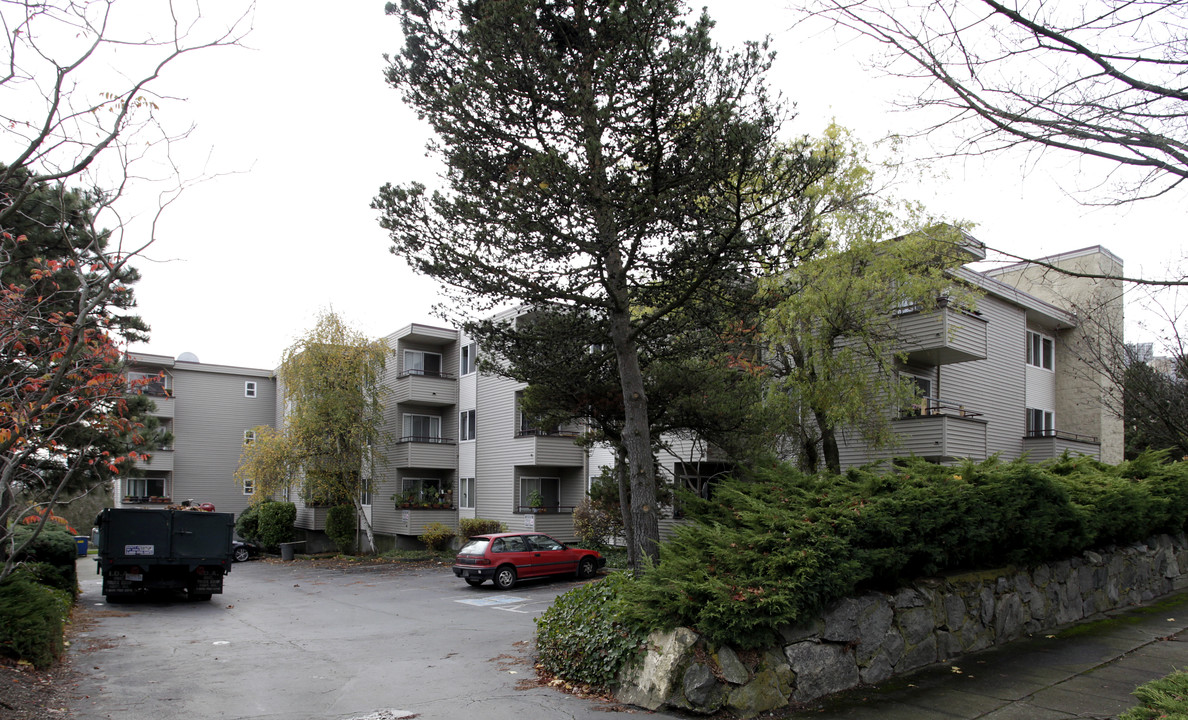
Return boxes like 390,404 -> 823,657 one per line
938,294 -> 1028,459
1021,436 -> 1101,462
143,363 -> 276,518
896,307 -> 988,364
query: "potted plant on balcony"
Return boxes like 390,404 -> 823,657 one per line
528,490 -> 544,513
392,491 -> 415,509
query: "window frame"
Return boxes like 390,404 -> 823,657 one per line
242,477 -> 255,495
460,342 -> 477,375
519,476 -> 560,511
404,349 -> 443,377
402,413 -> 442,442
243,429 -> 256,445
1026,407 -> 1055,437
1026,331 -> 1054,371
245,380 -> 258,398
459,409 -> 476,441
459,477 -> 475,509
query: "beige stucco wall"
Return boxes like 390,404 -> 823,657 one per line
989,248 -> 1125,463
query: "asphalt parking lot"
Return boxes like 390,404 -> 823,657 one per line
69,556 -> 661,720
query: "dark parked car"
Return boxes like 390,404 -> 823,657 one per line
232,540 -> 261,563
453,532 -> 605,589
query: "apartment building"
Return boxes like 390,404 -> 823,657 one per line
120,352 -> 277,516
836,245 -> 1123,467
137,243 -> 1124,549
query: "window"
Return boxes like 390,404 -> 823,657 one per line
360,487 -> 372,506
124,474 -> 168,499
903,376 -> 934,416
520,477 -> 560,510
1027,331 -> 1054,370
1026,408 -> 1055,437
245,381 -> 258,398
460,477 -> 475,509
402,477 -> 446,503
128,370 -> 170,397
404,350 -> 443,377
402,414 -> 442,442
281,486 -> 291,502
460,343 -> 477,375
242,477 -> 255,495
459,410 -> 476,441
243,429 -> 256,445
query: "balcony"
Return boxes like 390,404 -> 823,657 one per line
891,397 -> 988,461
511,429 -> 585,467
134,449 -> 173,472
895,306 -> 988,365
391,437 -> 457,469
1022,429 -> 1101,462
392,370 -> 458,406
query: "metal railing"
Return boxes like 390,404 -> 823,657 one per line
898,396 -> 984,419
1024,429 -> 1100,443
516,505 -> 576,514
396,369 -> 456,380
397,436 -> 457,445
515,428 -> 581,438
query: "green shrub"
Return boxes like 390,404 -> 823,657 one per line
1120,669 -> 1188,720
235,499 -> 275,542
418,522 -> 456,551
325,505 -> 356,553
572,498 -> 617,549
8,522 -> 78,596
0,570 -> 72,668
619,454 -> 1188,650
256,502 -> 296,551
458,518 -> 506,538
535,572 -> 646,689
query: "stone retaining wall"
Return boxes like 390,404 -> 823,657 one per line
615,533 -> 1188,717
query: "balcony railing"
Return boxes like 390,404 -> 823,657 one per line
515,428 -> 581,438
397,369 -> 456,380
516,505 -> 576,514
398,436 -> 457,445
898,396 -> 984,420
1025,429 -> 1099,443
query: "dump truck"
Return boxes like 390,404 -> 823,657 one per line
94,507 -> 235,601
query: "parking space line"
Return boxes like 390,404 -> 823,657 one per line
455,595 -> 529,607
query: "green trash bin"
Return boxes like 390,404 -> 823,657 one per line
75,535 -> 89,556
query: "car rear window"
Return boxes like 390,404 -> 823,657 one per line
458,539 -> 489,556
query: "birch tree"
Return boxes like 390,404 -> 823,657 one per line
236,311 -> 387,552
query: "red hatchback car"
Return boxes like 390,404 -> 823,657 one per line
452,532 -> 606,589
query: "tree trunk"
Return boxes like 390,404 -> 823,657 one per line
614,445 -> 638,571
815,409 -> 841,474
609,308 -> 660,571
352,496 -> 376,554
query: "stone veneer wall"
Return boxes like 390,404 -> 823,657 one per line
615,533 -> 1188,718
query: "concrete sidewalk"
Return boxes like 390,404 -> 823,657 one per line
784,591 -> 1188,719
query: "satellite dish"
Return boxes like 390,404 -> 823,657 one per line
177,352 -> 199,362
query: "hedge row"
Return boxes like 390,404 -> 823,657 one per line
0,522 -> 79,668
617,452 -> 1188,649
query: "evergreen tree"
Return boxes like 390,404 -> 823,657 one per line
375,0 -> 836,567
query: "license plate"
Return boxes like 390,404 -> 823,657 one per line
125,572 -> 143,581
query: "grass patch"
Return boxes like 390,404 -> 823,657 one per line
1120,669 -> 1188,720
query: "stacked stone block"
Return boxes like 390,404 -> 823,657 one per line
616,534 -> 1188,717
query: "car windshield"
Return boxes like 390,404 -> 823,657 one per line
458,539 -> 489,556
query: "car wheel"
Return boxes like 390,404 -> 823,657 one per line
577,556 -> 597,579
464,578 -> 484,587
493,565 -> 517,590
233,546 -> 251,563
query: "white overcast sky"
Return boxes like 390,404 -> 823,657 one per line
99,0 -> 1185,369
